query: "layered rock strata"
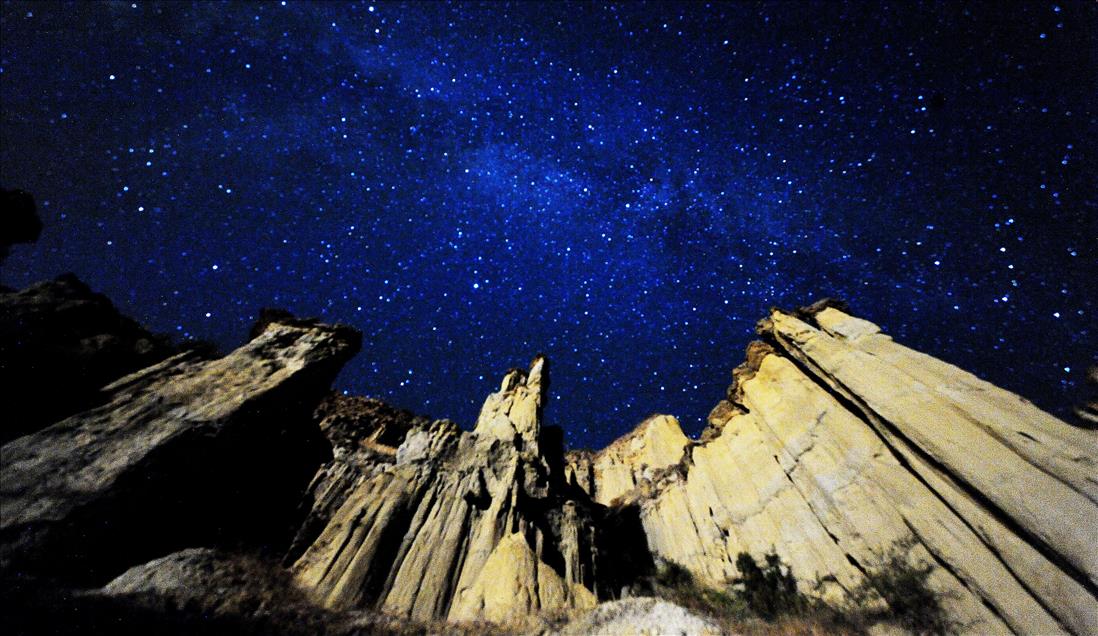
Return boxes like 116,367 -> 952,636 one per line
291,356 -> 601,621
593,302 -> 1097,636
0,317 -> 360,584
284,393 -> 439,565
2,275 -> 1094,635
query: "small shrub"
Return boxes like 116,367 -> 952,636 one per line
848,539 -> 951,635
647,540 -> 953,635
650,560 -> 750,623
654,559 -> 695,590
732,551 -> 806,620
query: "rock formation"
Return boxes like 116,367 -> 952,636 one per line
0,315 -> 360,585
565,414 -> 689,506
590,302 -> 1097,636
283,393 -> 436,565
290,355 -> 601,621
0,274 -> 175,441
2,273 -> 1094,635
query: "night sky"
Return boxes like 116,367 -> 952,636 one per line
1,1 -> 1095,449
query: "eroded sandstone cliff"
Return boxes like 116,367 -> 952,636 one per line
1,315 -> 360,584
587,302 -> 1097,636
290,355 -> 603,621
1,278 -> 1094,635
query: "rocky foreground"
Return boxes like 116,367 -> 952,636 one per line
1,279 -> 1095,636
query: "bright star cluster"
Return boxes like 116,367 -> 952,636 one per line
1,2 -> 1094,447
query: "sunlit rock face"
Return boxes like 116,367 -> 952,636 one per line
565,414 -> 689,506
290,355 -> 601,621
605,302 -> 1096,636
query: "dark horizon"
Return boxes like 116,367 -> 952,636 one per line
2,1 -> 1095,448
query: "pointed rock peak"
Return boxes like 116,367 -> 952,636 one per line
473,354 -> 550,450
526,353 -> 549,398
500,367 -> 527,392
599,414 -> 686,459
578,414 -> 690,506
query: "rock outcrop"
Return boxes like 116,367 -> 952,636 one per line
2,278 -> 1094,636
0,316 -> 360,585
0,274 -> 175,441
97,548 -> 328,635
291,355 -> 601,621
594,302 -> 1097,636
284,393 -> 438,565
565,414 -> 689,506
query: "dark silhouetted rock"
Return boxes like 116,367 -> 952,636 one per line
0,274 -> 175,441
1074,366 -> 1098,427
0,317 -> 361,587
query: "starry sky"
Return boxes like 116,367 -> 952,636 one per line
1,1 -> 1095,448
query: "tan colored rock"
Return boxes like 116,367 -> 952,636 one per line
473,355 -> 548,457
576,415 -> 689,506
450,532 -> 596,622
292,356 -> 601,622
615,303 -> 1096,636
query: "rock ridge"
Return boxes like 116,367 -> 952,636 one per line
2,276 -> 1094,636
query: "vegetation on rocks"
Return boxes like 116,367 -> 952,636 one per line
649,540 -> 953,635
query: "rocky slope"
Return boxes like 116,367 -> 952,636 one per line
1,313 -> 360,585
595,301 -> 1097,636
0,274 -> 175,441
1,276 -> 1094,635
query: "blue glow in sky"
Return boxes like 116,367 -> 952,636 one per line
2,1 -> 1095,447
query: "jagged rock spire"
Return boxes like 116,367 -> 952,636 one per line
474,354 -> 549,455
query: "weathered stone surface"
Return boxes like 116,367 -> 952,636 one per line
99,548 -> 326,633
283,393 -> 443,565
5,282 -> 1093,636
0,317 -> 360,584
0,274 -> 175,441
554,597 -> 721,636
292,356 -> 603,622
565,414 -> 689,506
450,532 -> 596,622
623,303 -> 1097,635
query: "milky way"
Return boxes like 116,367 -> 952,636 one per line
2,1 -> 1095,447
